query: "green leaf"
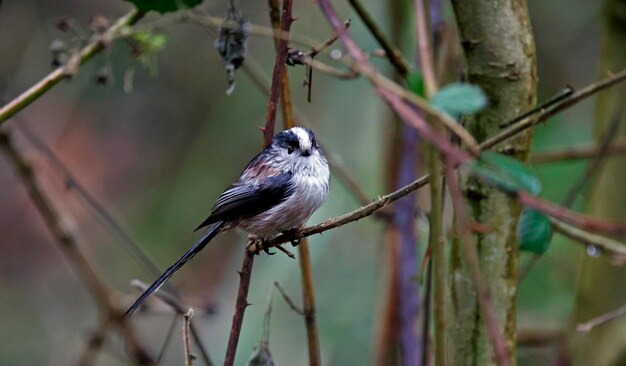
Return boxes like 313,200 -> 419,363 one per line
406,72 -> 425,97
124,0 -> 203,14
518,208 -> 552,254
468,151 -> 542,195
431,83 -> 487,119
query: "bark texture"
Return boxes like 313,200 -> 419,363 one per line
573,1 -> 626,365
447,1 -> 537,365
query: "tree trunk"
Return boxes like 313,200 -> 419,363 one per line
572,1 -> 626,365
447,1 -> 537,365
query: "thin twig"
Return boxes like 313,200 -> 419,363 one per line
130,280 -> 215,366
156,315 -> 178,363
577,303 -> 626,333
562,95 -> 625,207
347,0 -> 411,76
0,9 -> 144,126
551,219 -> 626,259
531,138 -> 626,164
273,282 -> 304,315
183,309 -> 195,366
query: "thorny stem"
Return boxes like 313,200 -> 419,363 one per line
224,1 -> 294,365
224,253 -> 255,366
268,1 -> 321,363
0,9 -> 144,126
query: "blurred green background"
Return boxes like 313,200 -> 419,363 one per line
0,0 -> 611,365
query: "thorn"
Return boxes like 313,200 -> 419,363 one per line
290,16 -> 300,24
259,126 -> 266,133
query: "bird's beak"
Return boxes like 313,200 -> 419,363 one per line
301,149 -> 311,157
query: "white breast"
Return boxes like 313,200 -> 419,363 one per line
238,156 -> 330,238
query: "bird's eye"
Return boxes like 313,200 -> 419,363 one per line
287,146 -> 295,154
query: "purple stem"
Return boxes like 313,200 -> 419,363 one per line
395,122 -> 421,366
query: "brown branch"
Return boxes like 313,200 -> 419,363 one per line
183,309 -> 195,366
297,241 -> 321,366
519,192 -> 626,237
268,1 -> 321,364
0,9 -> 144,126
0,130 -> 155,366
224,252 -> 255,366
347,0 -> 411,76
531,138 -> 626,164
262,0 -> 294,145
225,2 -> 294,365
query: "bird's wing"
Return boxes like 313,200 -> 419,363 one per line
194,171 -> 294,231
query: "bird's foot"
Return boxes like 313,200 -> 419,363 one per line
282,228 -> 302,247
246,237 -> 294,259
246,237 -> 274,255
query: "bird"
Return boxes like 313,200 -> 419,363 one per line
124,127 -> 330,317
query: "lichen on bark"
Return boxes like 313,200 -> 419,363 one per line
447,1 -> 537,365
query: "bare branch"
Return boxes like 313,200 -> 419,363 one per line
183,309 -> 195,366
577,303 -> 626,334
273,282 -> 304,315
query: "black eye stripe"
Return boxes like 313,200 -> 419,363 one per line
274,130 -> 300,150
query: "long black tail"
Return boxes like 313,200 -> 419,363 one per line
124,221 -> 226,317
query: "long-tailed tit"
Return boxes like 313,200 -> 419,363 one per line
124,127 -> 330,316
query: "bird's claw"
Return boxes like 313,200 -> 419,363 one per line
262,239 -> 276,255
282,228 -> 302,247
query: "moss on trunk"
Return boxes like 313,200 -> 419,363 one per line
447,1 -> 537,365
